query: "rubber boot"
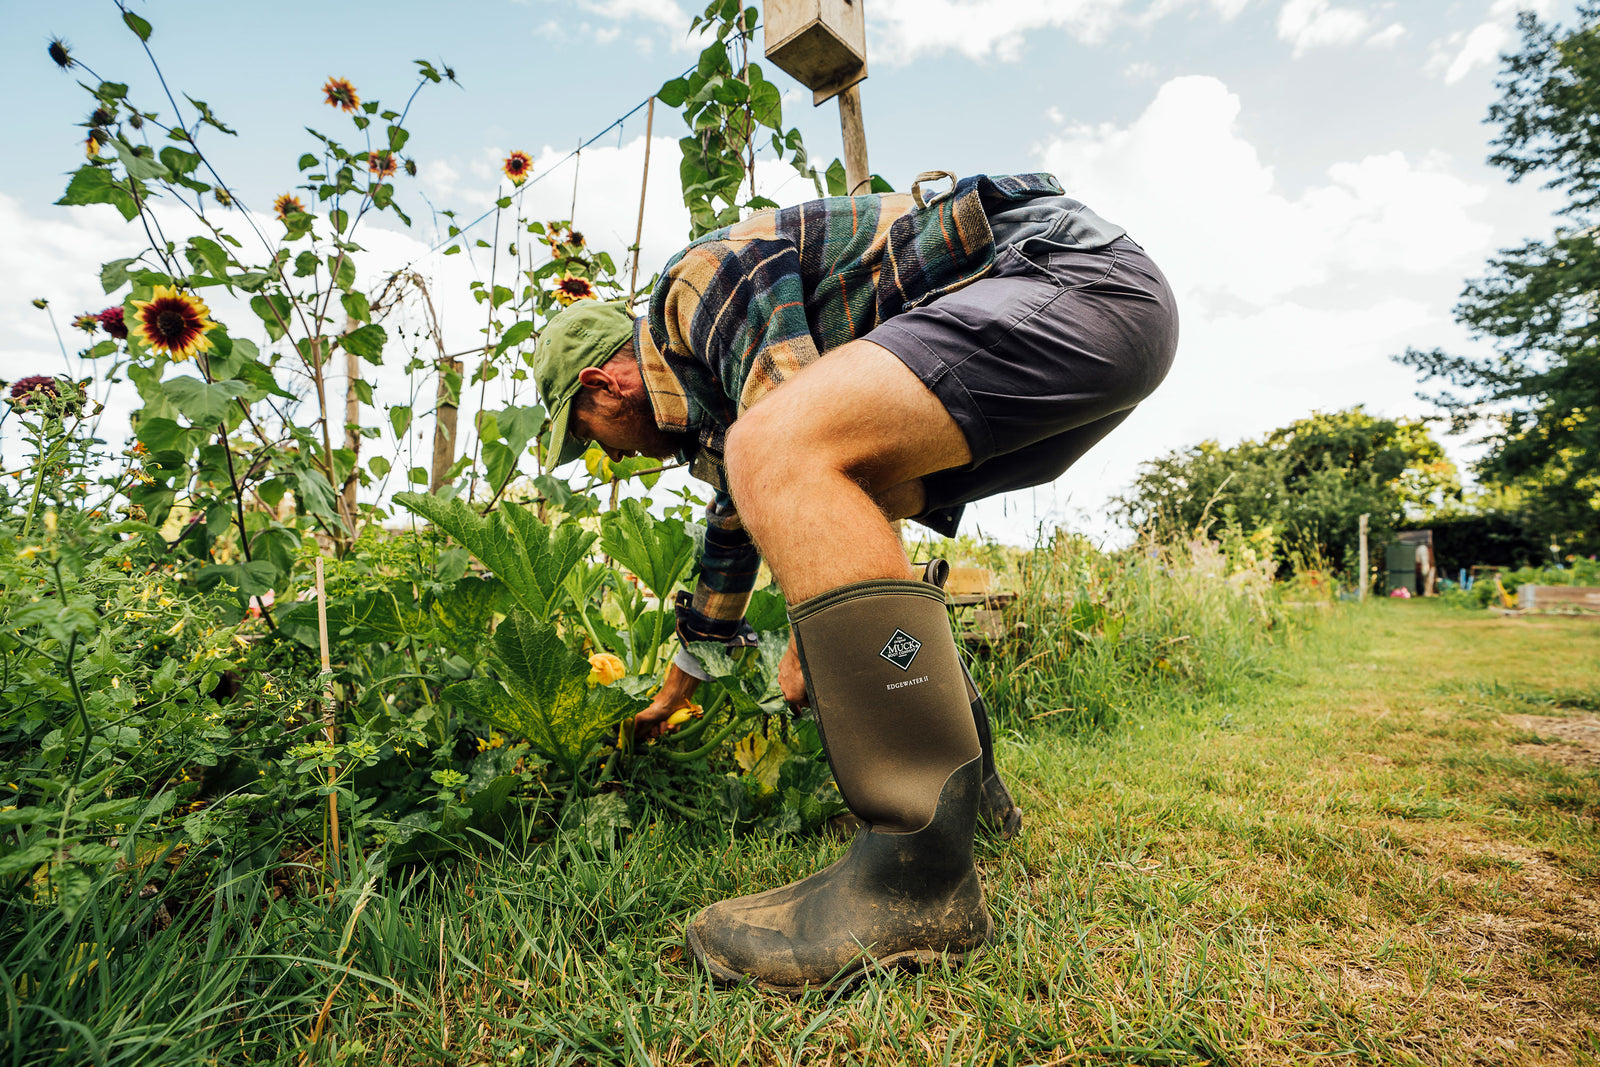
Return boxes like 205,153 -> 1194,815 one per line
686,578 -> 992,994
920,560 -> 1025,840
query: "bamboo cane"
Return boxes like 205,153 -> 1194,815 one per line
315,556 -> 341,881
628,97 -> 656,306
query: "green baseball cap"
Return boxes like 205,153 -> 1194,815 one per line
532,300 -> 637,467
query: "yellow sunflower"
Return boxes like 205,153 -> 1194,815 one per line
322,77 -> 359,113
131,286 -> 217,362
367,151 -> 398,179
502,150 -> 532,186
552,275 -> 597,306
273,194 -> 305,219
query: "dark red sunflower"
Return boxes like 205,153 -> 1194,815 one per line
131,286 -> 216,362
98,306 -> 128,340
502,150 -> 532,186
322,77 -> 359,113
8,375 -> 80,414
274,193 -> 305,219
552,275 -> 596,306
367,151 -> 398,179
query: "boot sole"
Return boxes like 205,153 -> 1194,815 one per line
686,911 -> 994,998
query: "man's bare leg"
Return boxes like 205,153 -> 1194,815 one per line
688,339 -> 994,992
724,339 -> 971,599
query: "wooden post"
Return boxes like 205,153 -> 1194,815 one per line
430,358 -> 461,493
628,97 -> 656,306
1358,513 -> 1369,601
838,83 -> 870,194
314,557 -> 340,882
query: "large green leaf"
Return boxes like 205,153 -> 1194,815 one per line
395,493 -> 594,622
57,166 -> 139,221
600,498 -> 696,602
162,376 -> 246,428
446,610 -> 638,770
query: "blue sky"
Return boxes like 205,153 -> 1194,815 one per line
0,0 -> 1581,543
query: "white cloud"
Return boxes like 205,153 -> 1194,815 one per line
1277,0 -> 1400,57
867,0 -> 1127,63
1366,22 -> 1406,48
1428,0 -> 1557,85
1036,76 -> 1491,307
595,25 -> 621,45
1021,75 -> 1500,542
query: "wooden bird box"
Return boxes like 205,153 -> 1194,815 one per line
763,0 -> 867,106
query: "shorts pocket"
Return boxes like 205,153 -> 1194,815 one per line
1042,247 -> 1121,291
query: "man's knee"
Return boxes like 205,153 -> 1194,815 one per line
724,403 -> 792,498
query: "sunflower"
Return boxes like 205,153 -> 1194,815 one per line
322,77 -> 359,112
86,132 -> 103,158
367,151 -> 398,179
502,150 -> 532,186
98,306 -> 128,340
131,286 -> 217,362
552,275 -> 597,306
274,193 -> 305,219
48,38 -> 72,69
72,312 -> 99,333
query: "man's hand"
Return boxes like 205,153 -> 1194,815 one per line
779,631 -> 808,710
634,661 -> 701,741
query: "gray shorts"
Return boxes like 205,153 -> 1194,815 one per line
867,235 -> 1179,536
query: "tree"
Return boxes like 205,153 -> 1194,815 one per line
1398,4 -> 1600,554
1117,407 -> 1459,575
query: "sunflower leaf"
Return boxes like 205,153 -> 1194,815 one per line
341,324 -> 387,364
163,377 -> 246,429
57,166 -> 139,222
122,11 -> 152,41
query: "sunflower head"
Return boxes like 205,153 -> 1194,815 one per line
322,77 -> 360,113
131,286 -> 217,362
90,107 -> 115,127
404,157 -> 417,177
274,193 -> 305,220
8,375 -> 81,416
48,38 -> 72,69
72,313 -> 98,333
367,151 -> 397,179
99,306 -> 128,340
552,275 -> 597,307
503,150 -> 532,187
86,132 -> 104,158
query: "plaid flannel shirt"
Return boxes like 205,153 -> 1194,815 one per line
636,172 -> 1065,645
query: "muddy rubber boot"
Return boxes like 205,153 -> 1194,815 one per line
686,578 -> 991,994
920,560 -> 1024,840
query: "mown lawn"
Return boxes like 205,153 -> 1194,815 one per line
289,601 -> 1594,1067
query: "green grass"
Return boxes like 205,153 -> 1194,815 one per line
9,601 -> 1599,1065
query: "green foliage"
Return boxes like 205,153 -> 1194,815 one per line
657,2 -> 833,236
1397,3 -> 1600,554
449,611 -> 640,777
1117,406 -> 1459,578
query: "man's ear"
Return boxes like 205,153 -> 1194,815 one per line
576,366 -> 611,392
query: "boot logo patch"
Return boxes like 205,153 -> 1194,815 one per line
879,629 -> 922,671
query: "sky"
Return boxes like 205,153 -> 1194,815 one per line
0,0 -> 1582,545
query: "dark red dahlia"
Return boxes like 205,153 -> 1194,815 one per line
98,306 -> 128,340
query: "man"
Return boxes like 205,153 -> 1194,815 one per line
532,171 -> 1178,993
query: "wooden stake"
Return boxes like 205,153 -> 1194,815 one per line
315,556 -> 341,880
838,83 -> 870,195
628,97 -> 656,306
1358,513 -> 1369,601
